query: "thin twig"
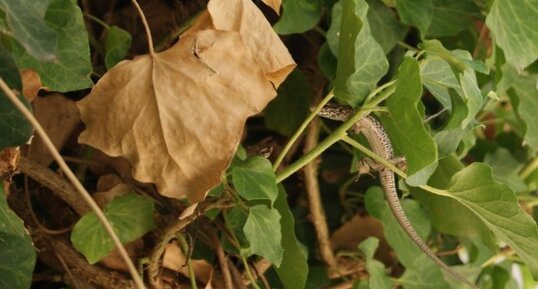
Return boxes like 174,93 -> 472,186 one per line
18,156 -> 90,214
210,229 -> 233,289
0,77 -> 146,289
130,0 -> 155,56
147,198 -> 231,289
303,118 -> 337,269
24,176 -> 73,235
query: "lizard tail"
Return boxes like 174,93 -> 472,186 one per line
382,173 -> 480,289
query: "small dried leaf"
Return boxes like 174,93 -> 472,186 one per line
20,69 -> 41,101
262,0 -> 282,14
162,243 -> 213,284
0,147 -> 20,180
79,0 -> 294,202
28,94 -> 79,166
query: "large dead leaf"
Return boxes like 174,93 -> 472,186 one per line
184,0 -> 294,87
78,12 -> 294,202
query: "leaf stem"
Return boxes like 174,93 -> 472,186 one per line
520,156 -> 538,179
272,90 -> 334,171
178,234 -> 198,289
130,0 -> 154,56
341,135 -> 454,198
241,255 -> 262,289
83,12 -> 110,29
275,84 -> 396,183
0,77 -> 146,289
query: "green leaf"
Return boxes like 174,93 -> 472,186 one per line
0,233 -> 36,289
273,185 -> 308,289
0,0 -> 57,61
421,40 -> 489,74
0,183 -> 36,289
394,0 -> 480,37
330,0 -> 388,105
420,56 -> 461,109
243,205 -> 283,266
357,237 -> 392,289
12,0 -> 92,92
365,187 -> 432,266
411,156 -> 496,243
231,156 -> 279,205
366,0 -> 407,54
508,73 -> 538,150
71,193 -> 155,264
486,0 -> 538,70
0,45 -> 32,149
364,187 -> 452,288
264,70 -> 311,137
398,255 -> 451,289
429,163 -> 538,279
434,91 -> 469,157
317,42 -> 337,80
104,26 -> 131,70
484,148 -> 526,193
273,0 -> 323,35
381,57 -> 438,185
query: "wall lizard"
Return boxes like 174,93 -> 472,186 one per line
318,103 -> 478,289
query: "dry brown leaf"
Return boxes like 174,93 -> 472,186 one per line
78,0 -> 295,202
261,0 -> 281,14
20,69 -> 42,101
330,215 -> 394,264
93,178 -> 131,207
28,94 -> 79,166
163,242 -> 213,284
0,147 -> 20,180
184,0 -> 295,87
100,239 -> 144,272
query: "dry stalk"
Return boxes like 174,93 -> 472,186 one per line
0,77 -> 146,289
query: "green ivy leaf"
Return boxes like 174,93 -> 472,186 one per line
507,73 -> 538,150
364,187 -> 454,288
71,193 -> 155,264
365,187 -> 432,266
381,57 -> 438,185
395,0 -> 480,37
231,156 -> 279,205
243,205 -> 283,266
273,0 -> 323,35
0,183 -> 36,289
425,163 -> 538,279
12,0 -> 92,92
411,156 -> 496,244
420,56 -> 461,109
434,91 -> 469,157
357,237 -> 392,289
329,0 -> 388,106
421,40 -> 488,74
0,0 -> 57,61
0,45 -> 32,149
104,26 -> 131,70
273,185 -> 308,289
486,0 -> 538,70
484,148 -> 526,193
367,0 -> 407,54
264,70 -> 311,137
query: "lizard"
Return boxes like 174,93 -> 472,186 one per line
317,103 -> 479,289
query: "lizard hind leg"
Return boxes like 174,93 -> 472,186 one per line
356,155 -> 407,175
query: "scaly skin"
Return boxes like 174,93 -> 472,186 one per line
318,103 -> 478,289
